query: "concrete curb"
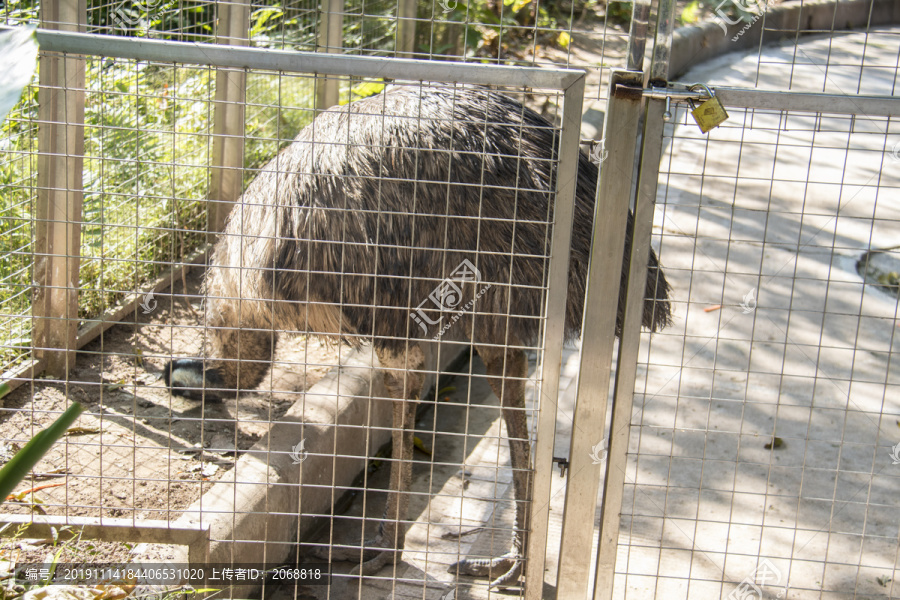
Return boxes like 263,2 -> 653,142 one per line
136,343 -> 464,594
668,0 -> 900,80
173,346 -> 392,568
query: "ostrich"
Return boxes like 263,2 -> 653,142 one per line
164,85 -> 672,588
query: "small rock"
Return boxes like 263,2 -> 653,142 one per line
136,372 -> 161,385
208,434 -> 237,455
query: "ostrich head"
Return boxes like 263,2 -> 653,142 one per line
163,359 -> 224,401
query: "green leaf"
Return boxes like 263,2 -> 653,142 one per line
504,0 -> 531,13
0,403 -> 84,504
680,0 -> 702,24
413,436 -> 432,456
345,80 -> 386,103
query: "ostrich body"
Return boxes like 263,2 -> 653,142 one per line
165,86 -> 671,588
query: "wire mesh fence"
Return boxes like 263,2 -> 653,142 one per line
0,13 -> 589,596
622,26 -> 900,600
0,69 -> 37,375
0,0 -> 619,373
2,1 -> 899,599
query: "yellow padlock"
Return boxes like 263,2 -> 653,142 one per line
689,84 -> 729,133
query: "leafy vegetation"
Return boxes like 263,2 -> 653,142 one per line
416,0 -> 584,60
0,56 -> 316,373
0,403 -> 83,503
678,0 -> 769,27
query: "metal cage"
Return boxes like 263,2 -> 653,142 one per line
1,0 -> 899,599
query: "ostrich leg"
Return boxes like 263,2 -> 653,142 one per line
452,345 -> 531,589
324,345 -> 426,576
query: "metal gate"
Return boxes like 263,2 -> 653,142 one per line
562,1 -> 900,598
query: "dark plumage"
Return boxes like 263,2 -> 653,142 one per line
166,85 -> 671,588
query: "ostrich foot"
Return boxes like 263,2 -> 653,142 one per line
450,551 -> 523,589
315,530 -> 402,576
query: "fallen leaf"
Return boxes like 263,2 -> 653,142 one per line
413,436 -> 432,456
7,482 -> 66,501
64,426 -> 102,436
764,437 -> 785,450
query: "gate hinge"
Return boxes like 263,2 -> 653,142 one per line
553,456 -> 569,478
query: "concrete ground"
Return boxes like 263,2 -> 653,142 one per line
267,27 -> 900,600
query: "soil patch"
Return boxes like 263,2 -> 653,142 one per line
0,267 -> 340,565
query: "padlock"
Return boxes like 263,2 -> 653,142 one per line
689,84 -> 729,133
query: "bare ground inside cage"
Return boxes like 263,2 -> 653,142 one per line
0,267 -> 340,565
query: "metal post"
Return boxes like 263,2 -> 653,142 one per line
627,0 -> 652,72
315,0 -> 343,110
208,0 -> 250,236
33,0 -> 86,378
524,77 -> 585,600
592,97 -> 667,600
555,69 -> 644,599
396,0 -> 416,58
593,3 -> 675,596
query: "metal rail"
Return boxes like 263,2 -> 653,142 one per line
645,85 -> 900,117
18,27 -> 586,90
0,514 -> 210,564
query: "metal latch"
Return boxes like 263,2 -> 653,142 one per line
643,83 -> 730,132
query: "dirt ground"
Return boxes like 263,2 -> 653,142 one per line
0,267 -> 340,566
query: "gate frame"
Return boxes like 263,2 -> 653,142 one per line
556,0 -> 675,594
6,25 -> 586,597
583,1 -> 900,597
